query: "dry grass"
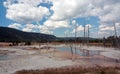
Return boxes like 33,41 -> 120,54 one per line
0,42 -> 12,47
15,66 -> 120,74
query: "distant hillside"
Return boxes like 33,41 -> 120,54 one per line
56,37 -> 98,42
58,37 -> 96,39
57,37 -> 96,40
0,27 -> 56,42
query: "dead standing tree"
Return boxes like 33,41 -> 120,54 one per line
64,29 -> 74,59
64,30 -> 69,46
113,23 -> 119,49
83,24 -> 86,45
71,20 -> 78,59
74,23 -> 77,55
87,25 -> 90,47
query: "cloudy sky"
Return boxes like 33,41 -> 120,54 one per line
0,0 -> 120,38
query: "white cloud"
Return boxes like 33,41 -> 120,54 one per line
22,24 -> 38,32
40,27 -> 53,34
21,19 -> 70,34
4,0 -> 50,24
50,0 -> 113,20
6,4 -> 50,23
38,25 -> 53,34
39,20 -> 70,34
98,23 -> 120,37
72,25 -> 84,33
4,0 -> 52,7
50,0 -> 120,22
50,0 -> 91,20
98,31 -> 110,37
4,0 -> 120,37
22,28 -> 33,32
18,0 -> 42,6
77,25 -> 84,32
72,20 -> 77,25
44,20 -> 70,29
18,0 -> 52,6
99,24 -> 114,31
99,5 -> 120,24
86,24 -> 92,28
50,0 -> 120,32
8,23 -> 22,29
72,24 -> 92,33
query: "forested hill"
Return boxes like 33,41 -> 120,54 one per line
0,27 -> 56,42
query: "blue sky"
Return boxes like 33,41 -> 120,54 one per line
0,0 -> 11,26
0,0 -> 120,38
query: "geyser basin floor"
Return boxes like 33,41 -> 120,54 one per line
0,44 -> 120,74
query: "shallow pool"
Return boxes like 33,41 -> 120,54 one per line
0,54 -> 19,60
56,46 -> 101,56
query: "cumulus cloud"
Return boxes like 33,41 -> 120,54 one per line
99,4 -> 120,24
18,0 -> 52,6
39,26 -> 53,34
21,19 -> 70,34
98,31 -> 110,37
44,20 -> 70,29
71,20 -> 92,33
4,0 -> 50,24
17,0 -> 43,6
4,0 -> 120,37
22,24 -> 38,32
39,20 -> 70,34
49,0 -> 120,37
72,20 -> 77,25
21,24 -> 50,34
72,25 -> 84,33
50,0 -> 91,20
8,23 -> 22,29
99,24 -> 114,31
72,24 -> 92,33
4,0 -> 52,7
98,23 -> 120,37
50,0 -> 120,22
6,4 -> 50,23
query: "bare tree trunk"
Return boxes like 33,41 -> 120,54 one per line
64,31 -> 68,46
74,23 -> 77,55
70,44 -> 73,60
39,41 -> 41,50
103,37 -> 105,47
83,24 -> 86,45
87,25 -> 89,47
113,23 -> 119,49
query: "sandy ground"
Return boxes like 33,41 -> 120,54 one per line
0,45 -> 120,74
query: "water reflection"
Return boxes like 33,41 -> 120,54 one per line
56,46 -> 101,56
56,45 -> 120,64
